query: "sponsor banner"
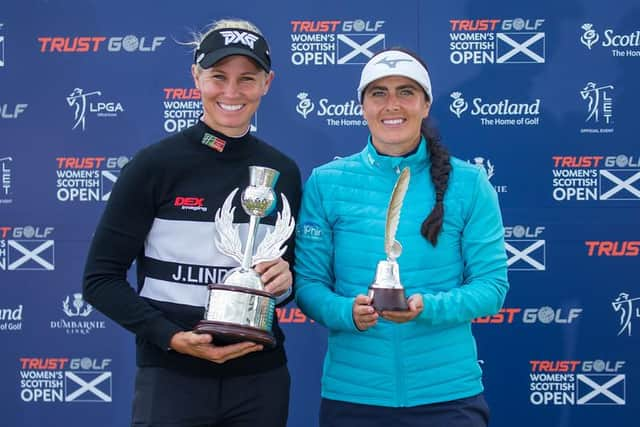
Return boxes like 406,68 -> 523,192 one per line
449,18 -> 545,65
504,225 -> 546,271
580,23 -> 640,57
612,292 -> 640,336
0,22 -> 5,67
467,157 -> 507,194
276,306 -> 315,324
55,156 -> 129,203
0,226 -> 55,271
529,360 -> 626,406
551,155 -> 640,202
162,88 -> 256,133
474,306 -> 582,324
289,19 -> 385,66
585,241 -> 639,257
38,35 -> 165,53
580,81 -> 614,134
1,103 -> 28,120
1,156 -> 13,204
0,304 -> 23,332
450,91 -> 541,126
295,91 -> 366,127
66,88 -> 124,131
19,357 -> 112,403
50,294 -> 106,335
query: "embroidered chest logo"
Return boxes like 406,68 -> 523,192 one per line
201,133 -> 226,152
174,196 -> 208,212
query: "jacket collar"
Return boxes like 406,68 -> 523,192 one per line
361,136 -> 429,174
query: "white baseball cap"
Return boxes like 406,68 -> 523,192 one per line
357,50 -> 432,103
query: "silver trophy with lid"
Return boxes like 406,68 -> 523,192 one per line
368,167 -> 410,311
195,166 -> 295,347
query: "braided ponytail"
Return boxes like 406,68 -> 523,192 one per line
420,121 -> 451,246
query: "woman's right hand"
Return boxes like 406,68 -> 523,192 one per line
352,294 -> 379,331
169,331 -> 263,364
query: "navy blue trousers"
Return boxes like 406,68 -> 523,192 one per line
320,393 -> 490,427
131,365 -> 290,427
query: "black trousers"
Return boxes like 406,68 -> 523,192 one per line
320,393 -> 490,427
131,365 -> 290,427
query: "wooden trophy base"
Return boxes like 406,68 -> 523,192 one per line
368,286 -> 409,312
195,320 -> 276,348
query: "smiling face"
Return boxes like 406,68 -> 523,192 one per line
362,75 -> 431,156
192,55 -> 274,136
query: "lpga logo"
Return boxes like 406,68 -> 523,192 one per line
66,88 -> 101,131
612,292 -> 640,336
296,92 -> 315,118
580,23 -> 599,50
449,92 -> 468,118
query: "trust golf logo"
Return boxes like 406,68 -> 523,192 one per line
580,24 -> 599,49
449,92 -> 468,118
296,92 -> 315,118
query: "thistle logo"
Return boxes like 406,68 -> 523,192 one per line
450,92 -> 468,118
220,31 -> 259,49
581,24 -> 600,49
296,93 -> 315,118
612,292 -> 640,336
469,157 -> 495,180
62,294 -> 92,318
51,294 -> 105,335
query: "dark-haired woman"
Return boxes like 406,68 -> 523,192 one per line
294,48 -> 508,427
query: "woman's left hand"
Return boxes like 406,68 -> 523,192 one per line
254,258 -> 292,297
381,294 -> 424,323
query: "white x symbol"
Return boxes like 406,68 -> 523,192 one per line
505,240 -> 545,270
65,371 -> 112,402
101,170 -> 119,201
600,170 -> 640,200
8,240 -> 54,270
497,33 -> 545,63
577,374 -> 625,405
337,34 -> 384,64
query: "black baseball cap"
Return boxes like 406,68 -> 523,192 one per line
194,28 -> 271,72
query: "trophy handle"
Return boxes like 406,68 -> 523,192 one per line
253,194 -> 295,265
214,188 -> 244,265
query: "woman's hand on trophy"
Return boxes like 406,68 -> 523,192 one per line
380,294 -> 424,323
353,295 -> 379,331
169,331 -> 263,364
255,258 -> 292,297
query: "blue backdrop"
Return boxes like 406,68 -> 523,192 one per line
1,1 -> 639,426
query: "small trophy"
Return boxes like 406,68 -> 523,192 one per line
195,166 -> 295,347
368,167 -> 410,312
